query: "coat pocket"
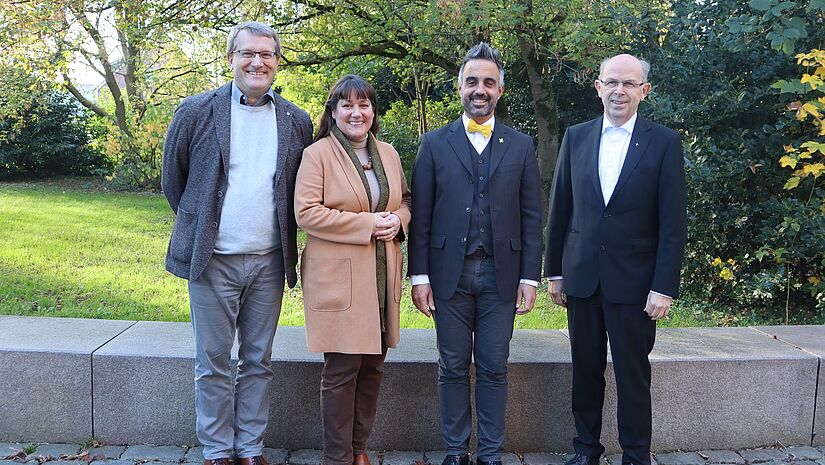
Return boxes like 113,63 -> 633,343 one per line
306,257 -> 352,312
169,207 -> 196,263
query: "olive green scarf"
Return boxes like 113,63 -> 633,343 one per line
331,126 -> 390,332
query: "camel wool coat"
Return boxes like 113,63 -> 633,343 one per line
295,133 -> 411,354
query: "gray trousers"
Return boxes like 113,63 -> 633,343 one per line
434,255 -> 516,462
188,250 -> 285,460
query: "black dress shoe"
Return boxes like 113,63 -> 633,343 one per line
441,455 -> 469,465
204,459 -> 231,465
476,460 -> 502,465
564,454 -> 599,465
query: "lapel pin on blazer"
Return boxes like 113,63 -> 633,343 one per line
635,142 -> 639,147
499,138 -> 504,144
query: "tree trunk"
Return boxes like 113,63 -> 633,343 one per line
518,34 -> 558,223
413,72 -> 430,136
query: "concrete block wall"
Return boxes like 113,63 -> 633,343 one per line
93,321 -> 199,445
0,316 -> 823,451
0,316 -> 135,443
753,325 -> 825,446
645,327 -> 818,451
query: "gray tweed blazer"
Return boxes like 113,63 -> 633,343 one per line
161,82 -> 313,287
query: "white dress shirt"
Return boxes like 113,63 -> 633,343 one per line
462,113 -> 494,154
410,115 -> 538,289
599,113 -> 637,205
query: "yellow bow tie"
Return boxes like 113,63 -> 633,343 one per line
467,120 -> 492,138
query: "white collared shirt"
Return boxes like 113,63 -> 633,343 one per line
462,114 -> 494,154
598,112 -> 637,205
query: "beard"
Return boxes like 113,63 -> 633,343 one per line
462,94 -> 495,118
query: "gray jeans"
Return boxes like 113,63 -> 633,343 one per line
434,255 -> 516,461
188,250 -> 285,460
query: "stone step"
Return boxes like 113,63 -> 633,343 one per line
1,316 -> 823,451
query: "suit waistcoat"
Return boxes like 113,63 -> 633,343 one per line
466,136 -> 493,255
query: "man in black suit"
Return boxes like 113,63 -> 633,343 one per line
409,42 -> 542,465
545,54 -> 687,465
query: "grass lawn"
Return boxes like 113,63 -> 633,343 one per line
0,178 -> 716,329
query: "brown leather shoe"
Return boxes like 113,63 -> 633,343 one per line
238,456 -> 269,465
354,454 -> 372,465
204,459 -> 231,465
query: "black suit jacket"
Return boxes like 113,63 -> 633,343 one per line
544,115 -> 687,305
409,118 -> 543,301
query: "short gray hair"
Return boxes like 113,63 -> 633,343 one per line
226,21 -> 281,57
458,42 -> 505,87
598,55 -> 650,82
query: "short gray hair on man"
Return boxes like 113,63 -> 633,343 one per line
598,55 -> 651,82
226,21 -> 281,57
457,42 -> 505,88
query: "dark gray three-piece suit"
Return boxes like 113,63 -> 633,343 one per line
409,118 -> 542,461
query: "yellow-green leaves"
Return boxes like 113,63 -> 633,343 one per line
803,162 -> 825,177
711,257 -> 736,281
784,176 -> 802,189
778,49 -> 825,189
780,155 -> 797,168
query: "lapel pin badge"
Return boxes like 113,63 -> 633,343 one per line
286,111 -> 291,116
499,138 -> 504,144
635,142 -> 639,147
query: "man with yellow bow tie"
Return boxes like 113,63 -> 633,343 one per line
408,42 -> 542,465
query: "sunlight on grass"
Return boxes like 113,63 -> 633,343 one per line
0,180 -> 717,329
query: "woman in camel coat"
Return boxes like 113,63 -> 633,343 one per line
294,74 -> 411,465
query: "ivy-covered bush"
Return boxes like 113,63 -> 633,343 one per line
0,69 -> 110,179
630,0 -> 824,322
0,92 -> 110,179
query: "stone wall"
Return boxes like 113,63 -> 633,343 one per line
0,316 -> 822,450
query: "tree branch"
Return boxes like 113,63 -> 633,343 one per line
61,72 -> 112,121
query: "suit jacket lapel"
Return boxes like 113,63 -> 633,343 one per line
587,116 -> 605,207
607,116 -> 651,206
274,94 -> 293,186
446,118 -> 474,176
488,123 -> 511,176
212,83 -> 232,175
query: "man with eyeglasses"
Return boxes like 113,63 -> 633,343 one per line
162,21 -> 312,465
544,54 -> 687,465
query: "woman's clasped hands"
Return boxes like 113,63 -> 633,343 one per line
373,211 -> 400,241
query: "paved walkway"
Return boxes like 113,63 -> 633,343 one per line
2,443 -> 825,465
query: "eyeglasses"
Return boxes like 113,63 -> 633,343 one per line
233,49 -> 279,61
599,79 -> 646,90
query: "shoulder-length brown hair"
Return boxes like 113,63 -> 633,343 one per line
315,74 -> 381,142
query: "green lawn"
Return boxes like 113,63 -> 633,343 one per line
0,178 -> 714,328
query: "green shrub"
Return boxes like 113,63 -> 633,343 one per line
0,79 -> 110,179
379,94 -> 461,179
629,0 -> 825,323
